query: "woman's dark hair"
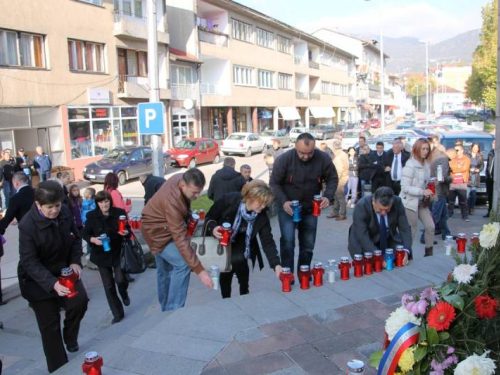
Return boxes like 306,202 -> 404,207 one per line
469,142 -> 481,154
104,172 -> 119,191
35,180 -> 64,205
95,190 -> 113,206
68,184 -> 82,209
347,147 -> 357,157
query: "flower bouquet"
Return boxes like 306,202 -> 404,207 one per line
370,221 -> 500,374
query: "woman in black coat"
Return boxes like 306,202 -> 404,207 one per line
206,180 -> 282,298
18,180 -> 88,373
83,190 -> 130,324
358,144 -> 375,198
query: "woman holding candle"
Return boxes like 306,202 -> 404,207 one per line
104,172 -> 131,214
83,190 -> 131,324
401,138 -> 436,257
206,180 -> 282,298
466,142 -> 484,215
18,180 -> 88,373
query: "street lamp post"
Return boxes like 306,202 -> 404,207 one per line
365,0 -> 385,132
420,40 -> 430,121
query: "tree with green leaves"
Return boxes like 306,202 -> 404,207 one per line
405,73 -> 437,111
466,0 -> 497,109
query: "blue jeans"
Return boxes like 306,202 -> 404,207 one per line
278,209 -> 318,275
422,196 -> 451,240
38,170 -> 51,182
360,180 -> 369,198
1,181 -> 13,210
155,241 -> 191,312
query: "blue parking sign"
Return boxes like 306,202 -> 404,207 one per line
138,102 -> 165,135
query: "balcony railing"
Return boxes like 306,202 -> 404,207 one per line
118,75 -> 149,93
198,27 -> 229,47
200,82 -> 224,95
294,55 -> 304,65
171,83 -> 197,100
296,91 -> 309,99
308,60 -> 320,69
310,92 -> 321,100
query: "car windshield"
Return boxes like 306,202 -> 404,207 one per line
261,131 -> 276,136
441,137 -> 494,157
175,140 -> 197,149
104,149 -> 131,162
227,134 -> 246,140
344,132 -> 360,138
315,125 -> 328,130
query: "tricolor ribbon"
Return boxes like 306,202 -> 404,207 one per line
378,322 -> 420,375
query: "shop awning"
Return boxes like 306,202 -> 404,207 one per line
278,107 -> 301,121
309,107 -> 335,118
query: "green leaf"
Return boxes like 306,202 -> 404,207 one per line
421,358 -> 430,372
443,294 -> 465,311
427,328 -> 439,346
369,350 -> 384,369
438,332 -> 450,342
441,285 -> 454,296
414,346 -> 428,362
418,325 -> 427,342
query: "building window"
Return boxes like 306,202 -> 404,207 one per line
278,73 -> 292,90
171,65 -> 194,85
68,39 -> 104,72
0,29 -> 45,68
232,19 -> 253,43
320,51 -> 332,67
322,81 -> 331,95
114,0 -> 143,18
258,69 -> 274,89
233,65 -> 254,86
277,35 -> 291,54
257,28 -> 273,49
77,0 -> 102,5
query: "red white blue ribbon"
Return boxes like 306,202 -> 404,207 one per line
378,322 -> 420,375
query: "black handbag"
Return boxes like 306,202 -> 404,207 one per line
120,237 -> 147,274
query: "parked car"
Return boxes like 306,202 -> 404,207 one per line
386,128 -> 430,138
220,132 -> 265,157
439,131 -> 495,198
309,124 -> 335,140
341,129 -> 373,150
413,125 -> 449,133
169,138 -> 220,169
259,129 -> 291,148
404,113 -> 415,120
437,116 -> 461,126
454,110 -> 468,120
359,119 -> 370,129
478,109 -> 493,120
289,127 -> 315,143
83,146 -> 171,185
397,120 -> 416,129
415,120 -> 438,127
369,118 -> 380,128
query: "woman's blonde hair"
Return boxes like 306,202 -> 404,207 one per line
241,180 -> 274,206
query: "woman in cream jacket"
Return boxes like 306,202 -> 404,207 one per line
400,138 -> 436,257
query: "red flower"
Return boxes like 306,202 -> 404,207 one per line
447,273 -> 452,282
475,295 -> 499,319
428,301 -> 456,331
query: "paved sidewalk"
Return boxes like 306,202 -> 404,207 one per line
0,198 -> 487,374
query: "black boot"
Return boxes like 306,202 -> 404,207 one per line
424,247 -> 433,257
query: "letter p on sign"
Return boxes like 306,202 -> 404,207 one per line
138,102 -> 165,135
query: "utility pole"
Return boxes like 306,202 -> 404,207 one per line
379,0 -> 385,132
424,41 -> 429,121
147,0 -> 163,177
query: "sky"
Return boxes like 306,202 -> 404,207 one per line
235,0 -> 490,43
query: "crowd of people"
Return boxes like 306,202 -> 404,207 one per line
0,131 -> 495,373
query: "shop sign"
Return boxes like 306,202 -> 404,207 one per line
87,88 -> 110,104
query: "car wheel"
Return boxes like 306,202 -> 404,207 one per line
245,148 -> 252,157
117,171 -> 127,186
188,158 -> 197,169
213,155 -> 220,164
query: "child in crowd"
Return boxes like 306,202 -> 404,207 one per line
81,187 -> 96,225
68,184 -> 83,232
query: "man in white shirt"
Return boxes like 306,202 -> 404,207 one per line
385,140 -> 410,196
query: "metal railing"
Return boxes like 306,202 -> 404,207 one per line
118,75 -> 149,93
308,60 -> 320,69
295,91 -> 309,99
310,92 -> 321,100
114,10 -> 147,23
171,83 -> 197,100
198,27 -> 229,47
294,55 -> 304,65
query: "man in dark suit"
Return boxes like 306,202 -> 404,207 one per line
348,187 -> 412,264
208,157 -> 246,202
484,140 -> 495,218
0,172 -> 34,305
370,142 -> 390,192
385,139 -> 410,196
139,173 -> 166,205
358,144 -> 375,198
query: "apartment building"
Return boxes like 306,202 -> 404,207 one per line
0,0 -> 170,178
167,0 -> 357,141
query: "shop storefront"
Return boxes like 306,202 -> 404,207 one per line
257,108 -> 273,133
202,107 -> 229,140
172,107 -> 195,145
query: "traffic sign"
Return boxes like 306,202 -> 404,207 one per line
138,102 -> 165,135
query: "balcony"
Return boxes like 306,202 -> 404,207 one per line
200,82 -> 225,95
198,27 -> 229,47
294,56 -> 305,65
308,60 -> 320,69
118,75 -> 170,99
114,11 -> 169,44
171,83 -> 198,100
310,92 -> 321,100
296,91 -> 309,100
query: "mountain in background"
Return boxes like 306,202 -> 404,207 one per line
358,29 -> 480,73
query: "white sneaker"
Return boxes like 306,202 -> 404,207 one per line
350,203 -> 355,208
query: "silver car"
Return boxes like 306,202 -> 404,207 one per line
259,129 -> 291,148
310,124 -> 335,140
289,127 -> 315,143
220,132 -> 265,157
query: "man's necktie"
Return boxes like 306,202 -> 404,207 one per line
379,214 -> 388,252
393,154 -> 398,181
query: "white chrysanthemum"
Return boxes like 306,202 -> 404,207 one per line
479,222 -> 500,249
452,264 -> 478,285
385,306 -> 421,341
454,351 -> 497,375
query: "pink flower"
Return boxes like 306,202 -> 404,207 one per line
406,299 -> 429,315
447,347 -> 455,355
402,294 -> 413,306
421,287 -> 439,306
